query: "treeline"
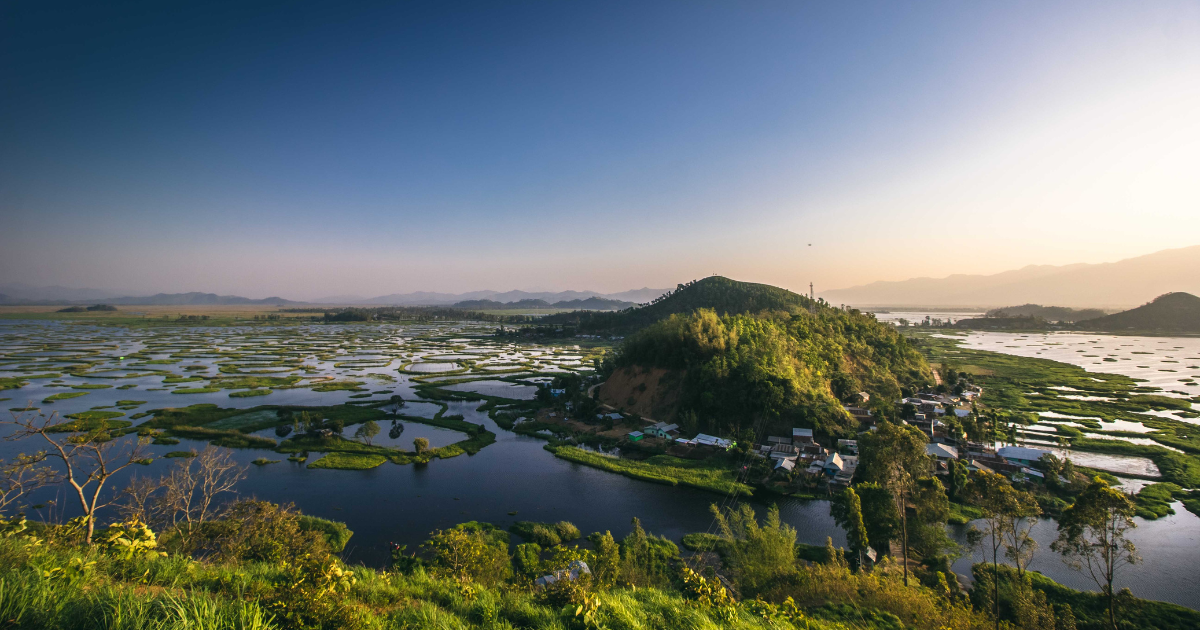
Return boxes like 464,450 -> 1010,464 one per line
985,304 -> 1107,322
611,307 -> 931,438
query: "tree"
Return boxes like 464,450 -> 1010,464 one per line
710,504 -> 796,594
854,482 -> 900,558
413,437 -> 430,455
830,487 -> 869,569
1003,489 -> 1042,580
389,420 -> 404,440
588,530 -> 620,587
355,420 -> 380,445
1,452 -> 57,516
966,469 -> 1021,630
1052,477 -> 1139,630
423,527 -> 509,585
156,446 -> 245,550
2,409 -> 151,544
859,421 -> 929,585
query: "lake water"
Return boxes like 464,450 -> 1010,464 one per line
942,331 -> 1200,404
2,321 -> 1199,610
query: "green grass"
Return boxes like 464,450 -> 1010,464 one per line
171,387 -> 222,394
164,451 -> 197,458
229,388 -> 272,397
116,400 -> 147,406
69,383 -> 113,390
251,457 -> 281,465
42,391 -> 88,403
948,501 -> 984,525
306,451 -> 388,469
1135,483 -> 1184,519
50,411 -> 131,433
211,375 -> 302,389
311,380 -> 367,392
0,377 -> 28,390
548,445 -> 752,496
164,425 -> 277,449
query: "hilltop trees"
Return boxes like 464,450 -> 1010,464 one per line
611,307 -> 930,438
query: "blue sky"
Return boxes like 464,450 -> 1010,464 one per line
2,1 -> 1198,299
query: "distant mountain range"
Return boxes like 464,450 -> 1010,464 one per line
453,297 -> 636,311
0,284 -> 670,308
326,287 -> 669,306
821,245 -> 1200,309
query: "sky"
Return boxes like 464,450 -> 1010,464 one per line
2,0 -> 1198,300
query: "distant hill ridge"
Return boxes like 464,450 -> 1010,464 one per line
1077,292 -> 1200,332
0,284 -> 670,306
821,245 -> 1200,308
451,297 -> 635,311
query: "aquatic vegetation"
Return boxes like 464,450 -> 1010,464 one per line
229,388 -> 272,397
307,451 -> 388,469
42,391 -> 88,402
549,445 -> 752,496
171,387 -> 222,394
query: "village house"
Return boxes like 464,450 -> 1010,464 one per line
644,422 -> 678,439
997,445 -> 1051,467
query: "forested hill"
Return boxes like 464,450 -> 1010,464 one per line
543,276 -> 819,332
602,305 -> 931,440
1077,292 -> 1200,332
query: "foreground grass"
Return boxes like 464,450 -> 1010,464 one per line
549,446 -> 753,496
0,538 -> 816,630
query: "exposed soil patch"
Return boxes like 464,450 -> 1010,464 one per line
598,366 -> 683,421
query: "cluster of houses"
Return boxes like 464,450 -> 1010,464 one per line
610,382 -> 1057,488
756,428 -> 858,486
625,421 -> 735,450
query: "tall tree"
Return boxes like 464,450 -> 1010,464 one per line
966,470 -> 1020,630
830,487 -> 870,569
859,421 -> 929,585
1052,477 -> 1139,630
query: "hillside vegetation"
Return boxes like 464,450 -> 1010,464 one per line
1076,292 -> 1200,332
544,276 -> 818,332
604,281 -> 930,438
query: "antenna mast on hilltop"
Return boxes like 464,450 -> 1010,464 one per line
809,282 -> 814,300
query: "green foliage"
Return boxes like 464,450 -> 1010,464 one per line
711,504 -> 797,595
230,389 -> 273,398
972,563 -> 1200,630
296,515 -> 353,553
42,391 -> 88,403
423,526 -> 511,586
513,542 -> 543,578
1134,483 -> 1184,519
612,308 -> 929,438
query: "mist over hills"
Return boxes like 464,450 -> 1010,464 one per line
820,245 -> 1200,309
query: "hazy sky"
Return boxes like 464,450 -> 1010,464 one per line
2,1 -> 1198,300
